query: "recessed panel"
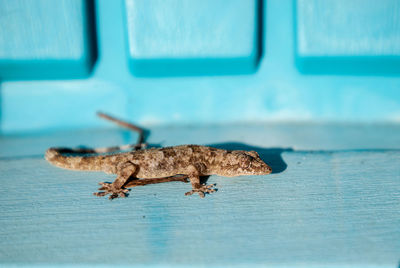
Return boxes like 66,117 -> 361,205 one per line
124,0 -> 260,76
296,0 -> 400,74
0,0 -> 97,80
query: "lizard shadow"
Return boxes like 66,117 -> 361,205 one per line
209,142 -> 292,174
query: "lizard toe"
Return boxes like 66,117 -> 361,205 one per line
93,191 -> 107,197
109,193 -> 119,200
185,184 -> 217,198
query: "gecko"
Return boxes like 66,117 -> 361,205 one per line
45,144 -> 272,199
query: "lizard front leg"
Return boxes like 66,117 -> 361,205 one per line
94,161 -> 137,200
184,164 -> 216,198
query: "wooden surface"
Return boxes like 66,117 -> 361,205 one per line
0,124 -> 399,267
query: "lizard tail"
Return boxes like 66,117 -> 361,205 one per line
45,147 -> 104,171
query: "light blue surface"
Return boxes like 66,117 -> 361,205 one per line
0,124 -> 399,267
295,0 -> 400,74
1,150 -> 399,266
0,0 -> 96,80
1,0 -> 400,133
124,0 -> 259,76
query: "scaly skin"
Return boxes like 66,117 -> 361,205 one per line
45,145 -> 272,199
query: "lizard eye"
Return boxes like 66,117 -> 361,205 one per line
246,151 -> 259,159
239,156 -> 251,169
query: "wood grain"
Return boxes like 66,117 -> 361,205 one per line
0,148 -> 399,266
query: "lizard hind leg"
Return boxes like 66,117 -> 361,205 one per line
185,165 -> 217,198
94,162 -> 137,200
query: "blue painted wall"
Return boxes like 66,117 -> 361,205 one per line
1,0 -> 400,133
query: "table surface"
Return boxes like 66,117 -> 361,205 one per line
0,123 -> 399,267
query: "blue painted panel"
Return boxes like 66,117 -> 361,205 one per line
0,0 -> 96,80
124,0 -> 259,76
295,0 -> 400,74
1,0 -> 400,133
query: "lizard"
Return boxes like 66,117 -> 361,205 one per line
45,144 -> 272,199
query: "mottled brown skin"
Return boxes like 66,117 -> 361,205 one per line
45,145 -> 272,199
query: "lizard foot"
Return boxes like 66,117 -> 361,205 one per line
185,184 -> 217,198
94,182 -> 130,200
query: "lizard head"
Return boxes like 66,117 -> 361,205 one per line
218,150 -> 272,177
